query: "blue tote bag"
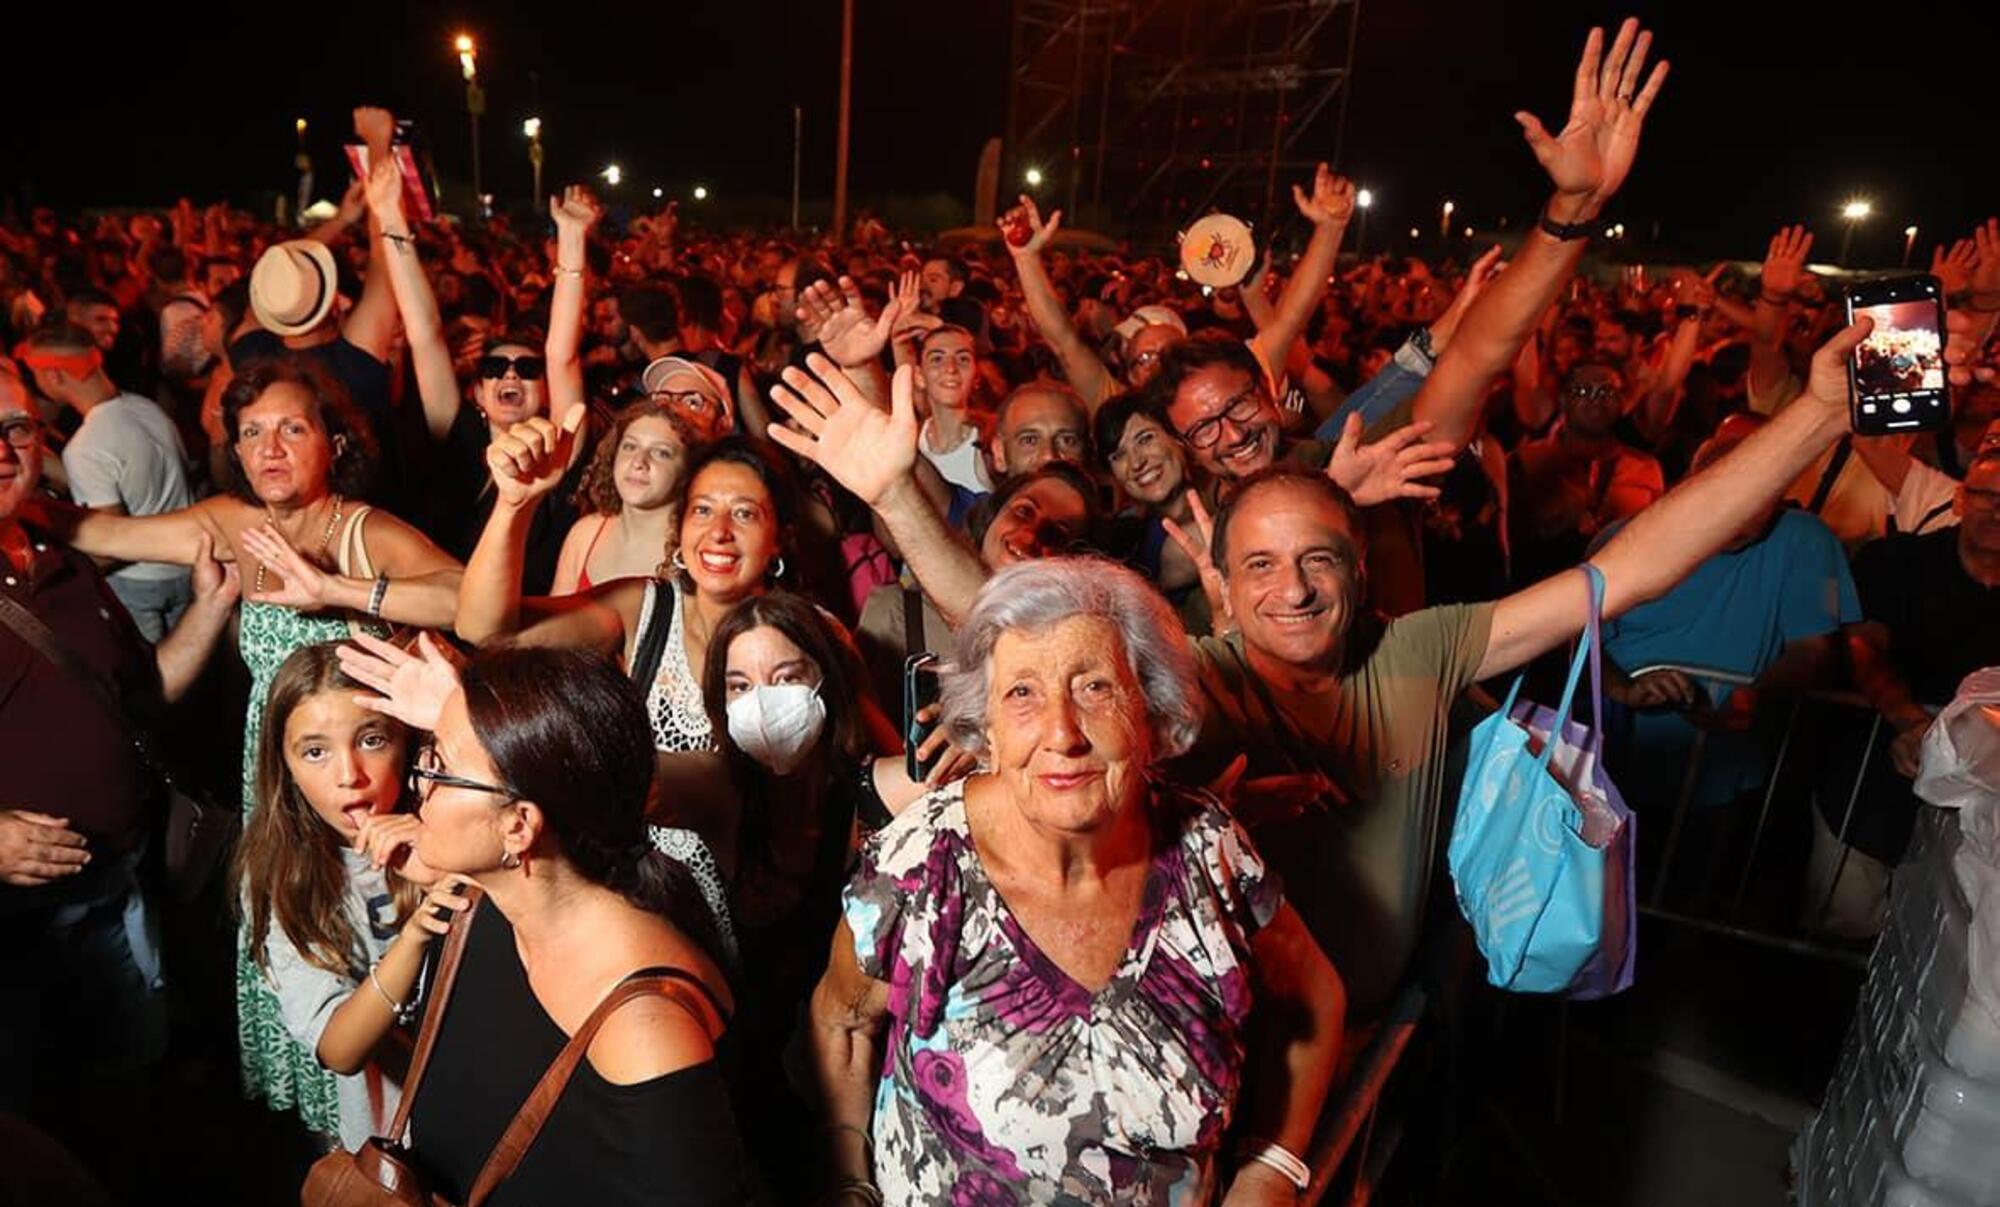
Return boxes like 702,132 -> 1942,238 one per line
1448,565 -> 1636,998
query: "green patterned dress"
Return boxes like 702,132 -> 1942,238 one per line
234,600 -> 372,1138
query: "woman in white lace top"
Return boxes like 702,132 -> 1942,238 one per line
455,432 -> 832,960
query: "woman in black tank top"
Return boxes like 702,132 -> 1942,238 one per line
342,641 -> 756,1205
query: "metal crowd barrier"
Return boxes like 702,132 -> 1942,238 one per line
1626,663 -> 1883,969
1303,983 -> 1428,1207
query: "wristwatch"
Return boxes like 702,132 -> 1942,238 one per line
1408,326 -> 1438,367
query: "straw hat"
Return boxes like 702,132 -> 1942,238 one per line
249,240 -> 339,336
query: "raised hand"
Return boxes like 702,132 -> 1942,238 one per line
1970,218 -> 2000,303
1430,244 -> 1506,354
485,408 -> 585,509
797,276 -> 908,369
1515,17 -> 1669,214
1803,318 -> 1875,412
1760,225 -> 1814,299
1291,163 -> 1357,228
334,178 -> 368,229
353,106 -> 396,160
1945,307 -> 2000,388
363,153 -> 406,230
241,523 -> 330,610
1161,489 -> 1227,627
1931,238 -> 1977,296
1327,415 -> 1457,506
549,185 -> 603,241
1001,195 -> 1062,258
766,354 -> 920,508
339,631 -> 463,733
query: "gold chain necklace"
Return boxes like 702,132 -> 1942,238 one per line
254,495 -> 344,597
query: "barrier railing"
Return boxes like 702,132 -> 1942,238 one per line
1303,982 -> 1428,1207
1625,663 -> 1882,969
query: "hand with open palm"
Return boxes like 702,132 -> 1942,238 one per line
1515,17 -> 1669,220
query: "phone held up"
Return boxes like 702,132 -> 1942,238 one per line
1845,274 -> 1949,435
903,652 -> 942,784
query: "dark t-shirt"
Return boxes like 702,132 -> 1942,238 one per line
410,904 -> 756,1207
428,406 -> 590,597
1852,528 -> 2000,708
229,330 -> 402,507
0,531 -> 157,877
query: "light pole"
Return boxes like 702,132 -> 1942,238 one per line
601,164 -> 622,189
293,118 -> 312,228
1838,198 -> 1872,268
832,0 -> 855,239
523,117 -> 543,205
456,35 -> 484,217
1355,188 -> 1373,257
1903,225 -> 1918,268
1440,198 -> 1455,243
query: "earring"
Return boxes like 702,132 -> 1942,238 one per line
670,550 -> 688,573
499,850 -> 521,870
768,556 -> 786,581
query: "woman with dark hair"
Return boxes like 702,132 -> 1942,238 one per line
695,592 -> 951,1189
336,638 -> 755,1206
1093,390 -> 1214,631
47,351 -> 461,1115
549,400 -> 695,594
363,158 -> 599,594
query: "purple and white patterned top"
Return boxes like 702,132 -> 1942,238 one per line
842,778 -> 1282,1205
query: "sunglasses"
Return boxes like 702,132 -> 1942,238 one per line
477,355 -> 547,381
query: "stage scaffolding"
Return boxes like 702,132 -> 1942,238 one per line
1005,0 -> 1362,239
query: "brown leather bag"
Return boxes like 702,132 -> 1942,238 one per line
303,887 -> 705,1207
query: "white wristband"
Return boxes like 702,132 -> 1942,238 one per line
1245,1141 -> 1310,1193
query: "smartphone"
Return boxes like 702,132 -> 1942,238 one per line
903,652 -> 942,783
1845,274 -> 1949,434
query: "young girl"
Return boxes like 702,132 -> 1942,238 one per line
550,400 -> 695,594
234,643 -> 472,1151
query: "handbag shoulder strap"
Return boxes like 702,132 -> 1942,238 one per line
0,592 -> 127,729
381,884 -> 485,1144
463,968 -> 718,1206
1536,565 -> 1607,771
1805,437 -> 1853,516
629,578 -> 672,693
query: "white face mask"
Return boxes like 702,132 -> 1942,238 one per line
725,683 -> 827,776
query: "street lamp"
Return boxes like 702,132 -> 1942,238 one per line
1024,166 -> 1044,188
455,34 -> 484,217
693,185 -> 709,201
601,164 -> 622,188
522,117 -> 543,205
1440,199 -> 1455,241
1904,224 -> 1919,268
1355,188 -> 1373,256
652,187 -> 664,199
1839,198 -> 1872,267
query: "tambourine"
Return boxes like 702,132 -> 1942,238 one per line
1177,213 -> 1256,291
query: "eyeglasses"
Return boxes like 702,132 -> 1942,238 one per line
0,416 -> 37,450
476,355 -> 547,381
407,744 -> 515,803
1177,385 -> 1267,450
651,388 -> 720,414
1562,382 -> 1621,404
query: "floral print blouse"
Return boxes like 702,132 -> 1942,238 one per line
842,779 -> 1282,1205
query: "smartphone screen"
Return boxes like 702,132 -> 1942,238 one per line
903,653 -> 942,783
1846,275 -> 1949,434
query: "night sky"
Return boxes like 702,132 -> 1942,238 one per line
4,0 -> 1988,264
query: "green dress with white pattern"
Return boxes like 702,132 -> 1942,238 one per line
235,599 -> 373,1138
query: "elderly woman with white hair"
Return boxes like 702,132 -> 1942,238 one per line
809,556 -> 1346,1207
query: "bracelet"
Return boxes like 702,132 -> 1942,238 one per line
553,264 -> 585,278
382,230 -> 415,246
366,573 -> 390,618
1241,1140 -> 1311,1193
822,1122 -> 872,1146
367,963 -> 406,1016
815,1180 -> 882,1207
1537,206 -> 1596,242
1757,291 -> 1791,307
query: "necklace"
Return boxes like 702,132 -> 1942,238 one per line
254,495 -> 344,597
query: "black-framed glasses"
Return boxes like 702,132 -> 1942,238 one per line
477,354 -> 547,381
407,744 -> 515,803
1178,385 -> 1266,450
0,416 -> 37,450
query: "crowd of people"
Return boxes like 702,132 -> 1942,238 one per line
4,15 -> 1999,1205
